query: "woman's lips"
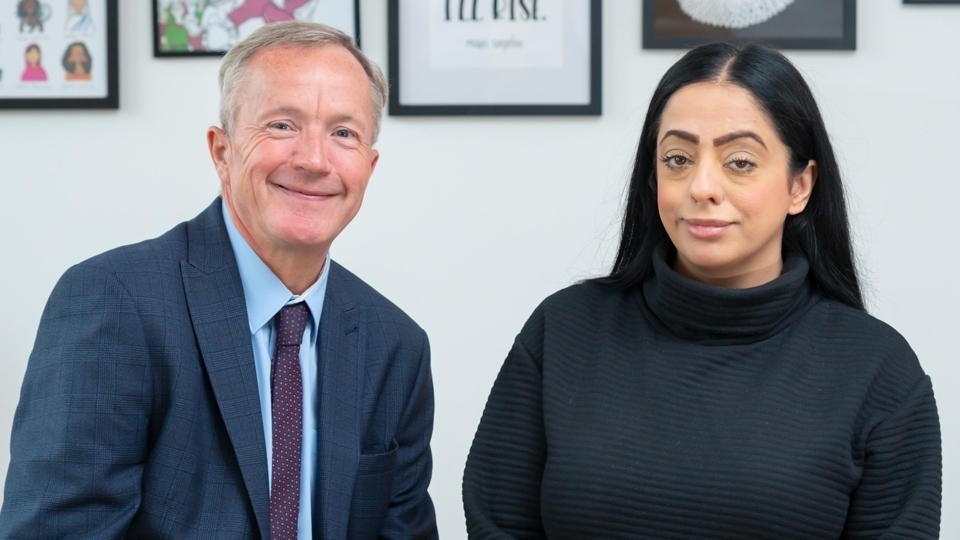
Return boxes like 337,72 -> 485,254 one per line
683,218 -> 732,239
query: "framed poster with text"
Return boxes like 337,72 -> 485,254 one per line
643,0 -> 856,51
153,0 -> 361,57
0,0 -> 118,109
388,0 -> 601,116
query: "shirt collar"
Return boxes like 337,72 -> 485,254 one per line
222,201 -> 327,334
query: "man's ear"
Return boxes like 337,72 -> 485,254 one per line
788,159 -> 817,215
207,126 -> 231,185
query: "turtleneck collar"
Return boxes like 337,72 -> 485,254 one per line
641,242 -> 819,343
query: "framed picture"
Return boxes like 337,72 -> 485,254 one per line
643,0 -> 856,51
153,0 -> 361,57
0,0 -> 118,109
903,0 -> 960,3
388,0 -> 602,116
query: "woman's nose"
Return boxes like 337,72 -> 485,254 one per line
688,162 -> 723,204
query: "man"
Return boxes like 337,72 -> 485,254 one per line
0,22 -> 438,539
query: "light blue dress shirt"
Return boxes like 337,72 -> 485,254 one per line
223,204 -> 329,539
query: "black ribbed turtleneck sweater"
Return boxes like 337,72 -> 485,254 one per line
463,250 -> 941,539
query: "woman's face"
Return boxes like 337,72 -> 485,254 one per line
68,44 -> 88,66
26,47 -> 40,66
24,0 -> 38,14
655,82 -> 815,288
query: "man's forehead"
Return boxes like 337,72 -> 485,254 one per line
231,43 -> 376,131
237,46 -> 369,101
246,43 -> 363,74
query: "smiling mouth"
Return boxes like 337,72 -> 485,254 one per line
276,184 -> 335,199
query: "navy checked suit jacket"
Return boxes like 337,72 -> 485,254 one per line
0,199 -> 438,539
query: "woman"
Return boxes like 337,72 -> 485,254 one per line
462,42 -> 941,539
64,0 -> 95,35
18,0 -> 44,33
62,42 -> 92,81
21,44 -> 47,82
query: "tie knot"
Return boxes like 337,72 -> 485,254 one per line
276,303 -> 309,347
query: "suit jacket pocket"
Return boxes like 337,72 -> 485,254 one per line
347,439 -> 398,539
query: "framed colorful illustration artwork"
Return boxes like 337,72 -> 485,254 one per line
0,0 -> 119,109
153,0 -> 361,57
388,0 -> 602,116
642,0 -> 857,51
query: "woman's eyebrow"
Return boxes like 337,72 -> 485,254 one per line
659,129 -> 699,145
713,130 -> 767,149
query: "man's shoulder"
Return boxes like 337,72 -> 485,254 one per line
326,261 -> 425,338
71,200 -> 221,275
59,201 -> 222,294
79,222 -> 189,271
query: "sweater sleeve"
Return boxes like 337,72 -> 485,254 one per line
463,328 -> 548,539
841,375 -> 942,539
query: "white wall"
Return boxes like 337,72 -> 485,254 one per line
0,1 -> 957,537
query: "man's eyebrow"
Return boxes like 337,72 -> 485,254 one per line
263,108 -> 364,126
274,106 -> 304,117
659,129 -> 699,146
328,112 -> 362,124
713,130 -> 767,149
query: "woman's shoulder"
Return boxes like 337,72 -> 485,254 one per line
807,297 -> 929,404
507,282 -> 637,367
812,298 -> 916,358
516,282 -> 639,345
539,280 -> 634,312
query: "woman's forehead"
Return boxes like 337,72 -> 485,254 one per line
659,82 -> 777,139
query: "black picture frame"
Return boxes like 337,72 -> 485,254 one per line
153,0 -> 361,57
0,0 -> 119,110
642,0 -> 857,51
903,0 -> 960,3
388,0 -> 602,116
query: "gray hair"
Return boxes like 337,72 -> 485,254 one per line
218,20 -> 389,143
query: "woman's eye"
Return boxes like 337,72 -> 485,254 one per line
728,158 -> 755,172
662,155 -> 689,168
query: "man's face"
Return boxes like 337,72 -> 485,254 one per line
208,45 -> 379,268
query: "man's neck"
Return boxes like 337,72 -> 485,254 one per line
223,204 -> 328,295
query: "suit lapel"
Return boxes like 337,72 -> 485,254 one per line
181,200 -> 270,539
315,263 -> 362,539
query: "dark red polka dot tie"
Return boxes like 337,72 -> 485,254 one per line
270,303 -> 309,540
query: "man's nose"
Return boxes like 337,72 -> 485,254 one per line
292,130 -> 333,175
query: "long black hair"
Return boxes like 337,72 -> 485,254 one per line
596,42 -> 864,311
62,42 -> 92,75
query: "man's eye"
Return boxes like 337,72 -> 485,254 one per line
335,129 -> 353,138
271,122 -> 291,130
